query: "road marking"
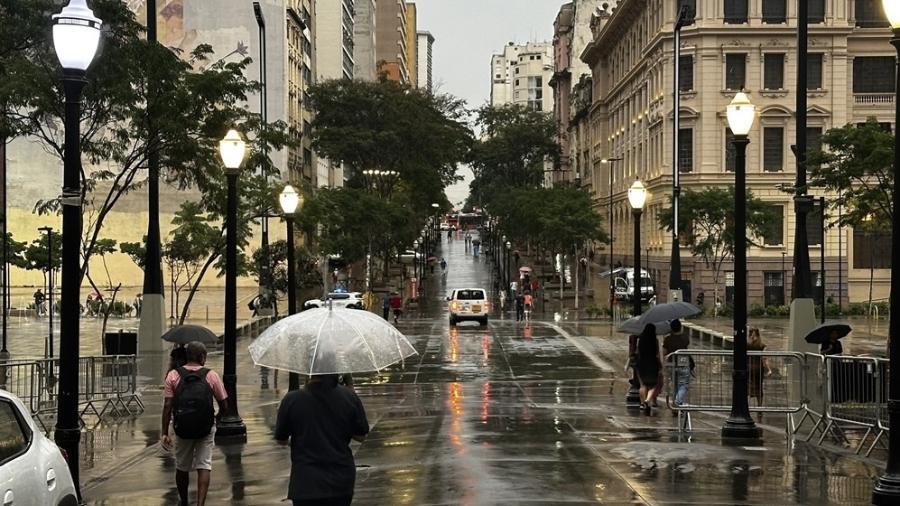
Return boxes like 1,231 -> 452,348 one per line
490,320 -> 616,374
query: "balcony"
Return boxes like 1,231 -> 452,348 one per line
854,93 -> 895,106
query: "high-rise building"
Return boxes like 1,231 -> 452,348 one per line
490,42 -> 554,112
417,31 -> 435,93
550,1 -> 602,184
581,0 -> 894,306
316,0 -> 355,80
353,0 -> 378,80
284,0 -> 317,186
375,0 -> 409,83
405,3 -> 418,88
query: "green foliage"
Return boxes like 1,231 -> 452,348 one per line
22,233 -> 62,272
2,232 -> 28,269
658,187 -> 776,298
585,305 -> 610,318
252,239 -> 322,294
467,104 -> 559,207
807,119 -> 893,228
119,240 -> 147,270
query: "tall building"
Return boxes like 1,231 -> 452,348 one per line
417,31 -> 435,93
284,0 -> 317,186
581,0 -> 894,306
405,3 -> 418,88
550,0 -> 602,184
316,0 -> 355,80
490,42 -> 554,112
376,0 -> 409,83
353,0 -> 378,80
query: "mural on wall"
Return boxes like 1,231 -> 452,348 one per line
128,0 -> 198,51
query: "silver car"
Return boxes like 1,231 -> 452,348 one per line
303,292 -> 365,310
0,389 -> 78,506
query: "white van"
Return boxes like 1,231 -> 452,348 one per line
613,268 -> 655,303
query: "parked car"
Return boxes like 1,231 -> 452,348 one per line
0,389 -> 78,506
440,222 -> 451,231
612,268 -> 655,303
447,288 -> 489,326
304,292 -> 365,310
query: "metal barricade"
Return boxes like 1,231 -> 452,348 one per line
815,355 -> 885,454
666,349 -> 807,434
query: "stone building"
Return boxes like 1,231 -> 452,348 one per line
581,0 -> 894,306
417,31 -> 435,93
490,42 -> 555,112
376,0 -> 410,83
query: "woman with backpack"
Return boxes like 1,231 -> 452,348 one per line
636,324 -> 662,414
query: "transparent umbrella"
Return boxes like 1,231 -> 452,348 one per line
248,307 -> 418,374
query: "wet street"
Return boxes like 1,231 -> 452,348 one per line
79,234 -> 881,505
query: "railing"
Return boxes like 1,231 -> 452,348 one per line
854,93 -> 895,105
0,355 -> 143,431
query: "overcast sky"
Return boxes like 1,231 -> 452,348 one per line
415,0 -> 561,207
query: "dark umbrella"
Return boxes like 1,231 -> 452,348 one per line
804,322 -> 852,344
161,325 -> 220,345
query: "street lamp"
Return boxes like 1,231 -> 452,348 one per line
279,184 -> 302,390
217,129 -> 248,440
413,239 -> 419,283
671,5 -> 692,304
626,178 -> 646,409
39,227 -> 55,360
601,157 -> 623,319
52,0 -> 101,495
721,91 -> 761,440
505,241 -> 512,292
873,3 -> 900,501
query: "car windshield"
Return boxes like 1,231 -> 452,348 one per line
456,290 -> 485,300
328,293 -> 350,300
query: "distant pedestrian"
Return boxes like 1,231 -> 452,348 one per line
472,239 -> 480,257
133,293 -> 143,317
696,291 -> 705,307
662,319 -> 691,407
381,294 -> 391,321
389,292 -> 403,325
33,289 -> 46,316
440,258 -> 447,274
523,291 -> 533,322
168,345 -> 187,372
636,324 -> 662,414
515,292 -> 525,321
499,289 -> 507,312
748,327 -> 772,418
276,370 -> 369,506
161,342 -> 228,506
820,330 -> 843,356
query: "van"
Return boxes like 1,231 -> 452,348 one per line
613,268 -> 655,303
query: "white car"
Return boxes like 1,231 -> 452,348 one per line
447,288 -> 490,326
304,292 -> 365,310
0,390 -> 78,506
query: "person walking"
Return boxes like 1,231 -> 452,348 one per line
275,372 -> 370,506
748,327 -> 772,419
161,342 -> 228,506
515,292 -> 525,322
523,291 -> 534,322
499,289 -> 507,314
636,324 -> 662,414
662,319 -> 691,407
381,294 -> 391,321
440,258 -> 447,275
820,330 -> 843,355
33,288 -> 46,316
389,292 -> 403,325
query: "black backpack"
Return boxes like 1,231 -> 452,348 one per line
172,367 -> 215,439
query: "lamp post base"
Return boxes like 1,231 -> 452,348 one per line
215,415 -> 247,443
721,416 -> 762,440
873,473 -> 900,505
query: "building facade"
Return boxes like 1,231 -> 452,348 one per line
316,0 -> 355,80
353,0 -> 378,80
405,3 -> 418,88
490,42 -> 554,111
551,1 -> 603,184
417,31 -> 435,93
581,0 -> 894,306
376,0 -> 409,83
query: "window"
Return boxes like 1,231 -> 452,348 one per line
763,127 -> 784,172
678,0 -> 696,23
725,271 -> 735,304
854,228 -> 892,268
762,0 -> 786,23
853,57 -> 895,93
515,79 -> 520,86
456,290 -> 486,300
679,55 -> 694,92
807,199 -> 824,246
764,272 -> 785,306
807,54 -> 823,90
807,127 -> 823,169
724,0 -> 748,23
679,128 -> 693,173
764,53 -> 785,90
725,128 -> 736,172
763,205 -> 785,246
0,401 -> 29,463
856,0 -> 889,27
725,54 -> 746,90
856,121 -> 893,132
809,0 -> 825,22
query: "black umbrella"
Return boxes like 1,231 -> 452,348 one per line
161,325 -> 220,345
803,322 -> 852,345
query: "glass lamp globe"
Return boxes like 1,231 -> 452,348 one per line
52,0 -> 102,71
279,185 -> 301,216
628,179 -> 647,210
883,0 -> 900,29
219,129 -> 246,173
726,92 -> 756,136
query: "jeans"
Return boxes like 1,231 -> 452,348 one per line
673,364 -> 691,405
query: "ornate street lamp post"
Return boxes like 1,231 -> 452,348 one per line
873,3 -> 900,501
280,184 -> 302,390
39,226 -> 55,359
51,0 -> 101,495
625,179 -> 646,408
217,129 -> 248,440
505,241 -> 512,291
721,92 -> 761,440
601,157 -> 622,319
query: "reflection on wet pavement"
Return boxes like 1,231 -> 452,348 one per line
81,235 -> 880,505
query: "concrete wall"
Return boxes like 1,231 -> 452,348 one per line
353,0 -> 378,80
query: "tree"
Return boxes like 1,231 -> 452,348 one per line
468,104 -> 559,209
2,0 -> 291,289
658,187 -> 777,304
251,239 -> 322,303
22,232 -> 63,290
91,238 -> 118,291
807,119 -> 893,229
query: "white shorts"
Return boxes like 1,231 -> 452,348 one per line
174,428 -> 215,472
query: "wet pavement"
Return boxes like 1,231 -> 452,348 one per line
66,234 -> 885,505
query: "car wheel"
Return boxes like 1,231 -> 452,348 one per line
480,317 -> 488,326
58,495 -> 79,506
449,316 -> 457,326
